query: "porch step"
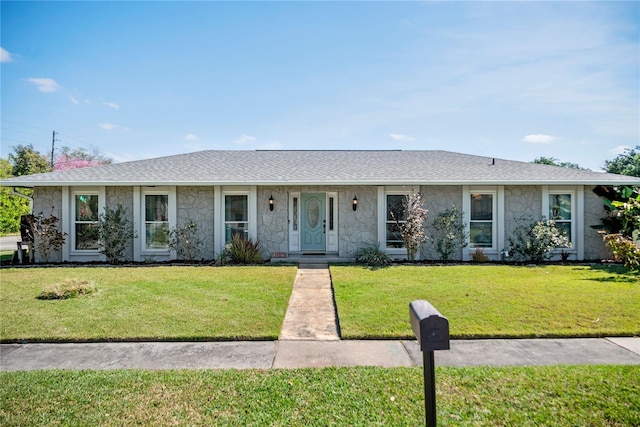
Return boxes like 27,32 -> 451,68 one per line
279,264 -> 340,341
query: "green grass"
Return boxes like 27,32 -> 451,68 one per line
1,365 -> 638,426
331,265 -> 640,339
0,266 -> 296,342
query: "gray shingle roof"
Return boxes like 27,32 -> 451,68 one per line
2,150 -> 638,187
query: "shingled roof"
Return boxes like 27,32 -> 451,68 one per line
2,150 -> 638,187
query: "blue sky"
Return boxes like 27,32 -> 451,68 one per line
1,1 -> 638,171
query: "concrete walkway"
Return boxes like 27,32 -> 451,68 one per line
1,263 -> 639,371
279,264 -> 339,341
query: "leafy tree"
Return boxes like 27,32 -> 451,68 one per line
592,185 -> 640,237
604,146 -> 640,177
25,211 -> 67,263
54,146 -> 112,171
0,159 -> 31,235
429,206 -> 468,262
533,157 -> 587,170
8,144 -> 51,176
390,189 -> 428,261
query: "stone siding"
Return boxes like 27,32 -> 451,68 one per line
106,187 -> 135,261
338,186 -> 377,257
504,185 -> 542,244
177,186 -> 215,260
32,187 -> 63,262
257,186 -> 289,257
422,185 -> 463,260
584,186 -> 609,260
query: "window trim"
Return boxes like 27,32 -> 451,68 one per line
214,186 -> 257,256
468,191 -> 497,250
462,186 -> 504,261
377,186 -> 420,257
69,187 -> 105,256
138,186 -> 176,257
542,186 -> 579,255
223,193 -> 249,244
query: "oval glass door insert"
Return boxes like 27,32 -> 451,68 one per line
307,199 -> 320,228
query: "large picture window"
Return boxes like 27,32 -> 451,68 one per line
469,193 -> 494,248
225,194 -> 248,242
74,194 -> 99,250
386,194 -> 406,248
144,194 -> 169,250
549,193 -> 572,244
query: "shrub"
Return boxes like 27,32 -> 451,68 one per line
219,234 -> 263,265
38,279 -> 96,300
603,233 -> 640,269
470,248 -> 489,262
169,220 -> 204,261
97,205 -> 136,264
354,244 -> 392,267
429,206 -> 468,262
509,218 -> 571,263
25,210 -> 67,263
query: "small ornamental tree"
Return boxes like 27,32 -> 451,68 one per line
96,205 -> 136,264
430,206 -> 468,262
26,211 -> 67,262
169,220 -> 205,262
390,189 -> 428,261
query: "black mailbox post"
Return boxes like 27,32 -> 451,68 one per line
410,300 -> 450,427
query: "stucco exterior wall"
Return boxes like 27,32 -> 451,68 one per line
584,186 -> 609,260
177,186 -> 215,260
338,186 -> 377,257
257,186 -> 289,257
32,187 -> 64,262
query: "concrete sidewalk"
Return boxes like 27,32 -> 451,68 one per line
1,338 -> 639,371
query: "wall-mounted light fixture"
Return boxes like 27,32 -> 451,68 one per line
352,195 -> 358,211
269,195 -> 275,211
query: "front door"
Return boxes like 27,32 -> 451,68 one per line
301,193 -> 326,252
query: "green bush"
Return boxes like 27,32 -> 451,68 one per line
509,218 -> 570,262
354,244 -> 392,267
168,220 -> 204,261
429,206 -> 468,261
219,234 -> 263,265
38,279 -> 96,300
603,233 -> 640,269
97,205 -> 136,264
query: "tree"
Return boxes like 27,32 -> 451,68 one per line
429,206 -> 468,262
604,146 -> 640,177
96,205 -> 136,264
0,159 -> 31,235
54,146 -> 112,171
8,144 -> 51,176
390,189 -> 428,261
533,157 -> 587,170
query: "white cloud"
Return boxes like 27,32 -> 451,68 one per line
26,77 -> 61,93
234,134 -> 256,145
522,134 -> 558,144
102,102 -> 120,110
610,145 -> 630,155
99,123 -> 129,131
389,133 -> 415,142
70,96 -> 80,105
184,133 -> 199,141
0,47 -> 12,62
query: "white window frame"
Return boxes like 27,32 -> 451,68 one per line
137,186 -> 176,258
463,186 -> 504,261
223,193 -> 250,244
214,186 -> 257,256
69,187 -> 105,255
377,186 -> 418,257
542,186 -> 583,258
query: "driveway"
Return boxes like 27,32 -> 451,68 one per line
0,234 -> 20,252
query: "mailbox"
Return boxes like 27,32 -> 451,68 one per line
410,299 -> 450,351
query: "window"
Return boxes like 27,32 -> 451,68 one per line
469,193 -> 494,248
144,194 -> 169,250
549,193 -> 572,244
386,194 -> 406,248
74,194 -> 99,250
225,194 -> 248,242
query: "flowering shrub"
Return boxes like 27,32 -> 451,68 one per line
169,220 -> 204,261
603,233 -> 640,269
390,190 -> 428,261
25,211 -> 67,262
509,218 -> 571,263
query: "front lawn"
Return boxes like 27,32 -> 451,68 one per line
331,265 -> 640,339
1,365 -> 638,426
0,266 -> 297,342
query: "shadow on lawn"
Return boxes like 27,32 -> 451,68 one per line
580,263 -> 640,284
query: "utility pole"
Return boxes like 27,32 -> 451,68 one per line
51,131 -> 58,168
